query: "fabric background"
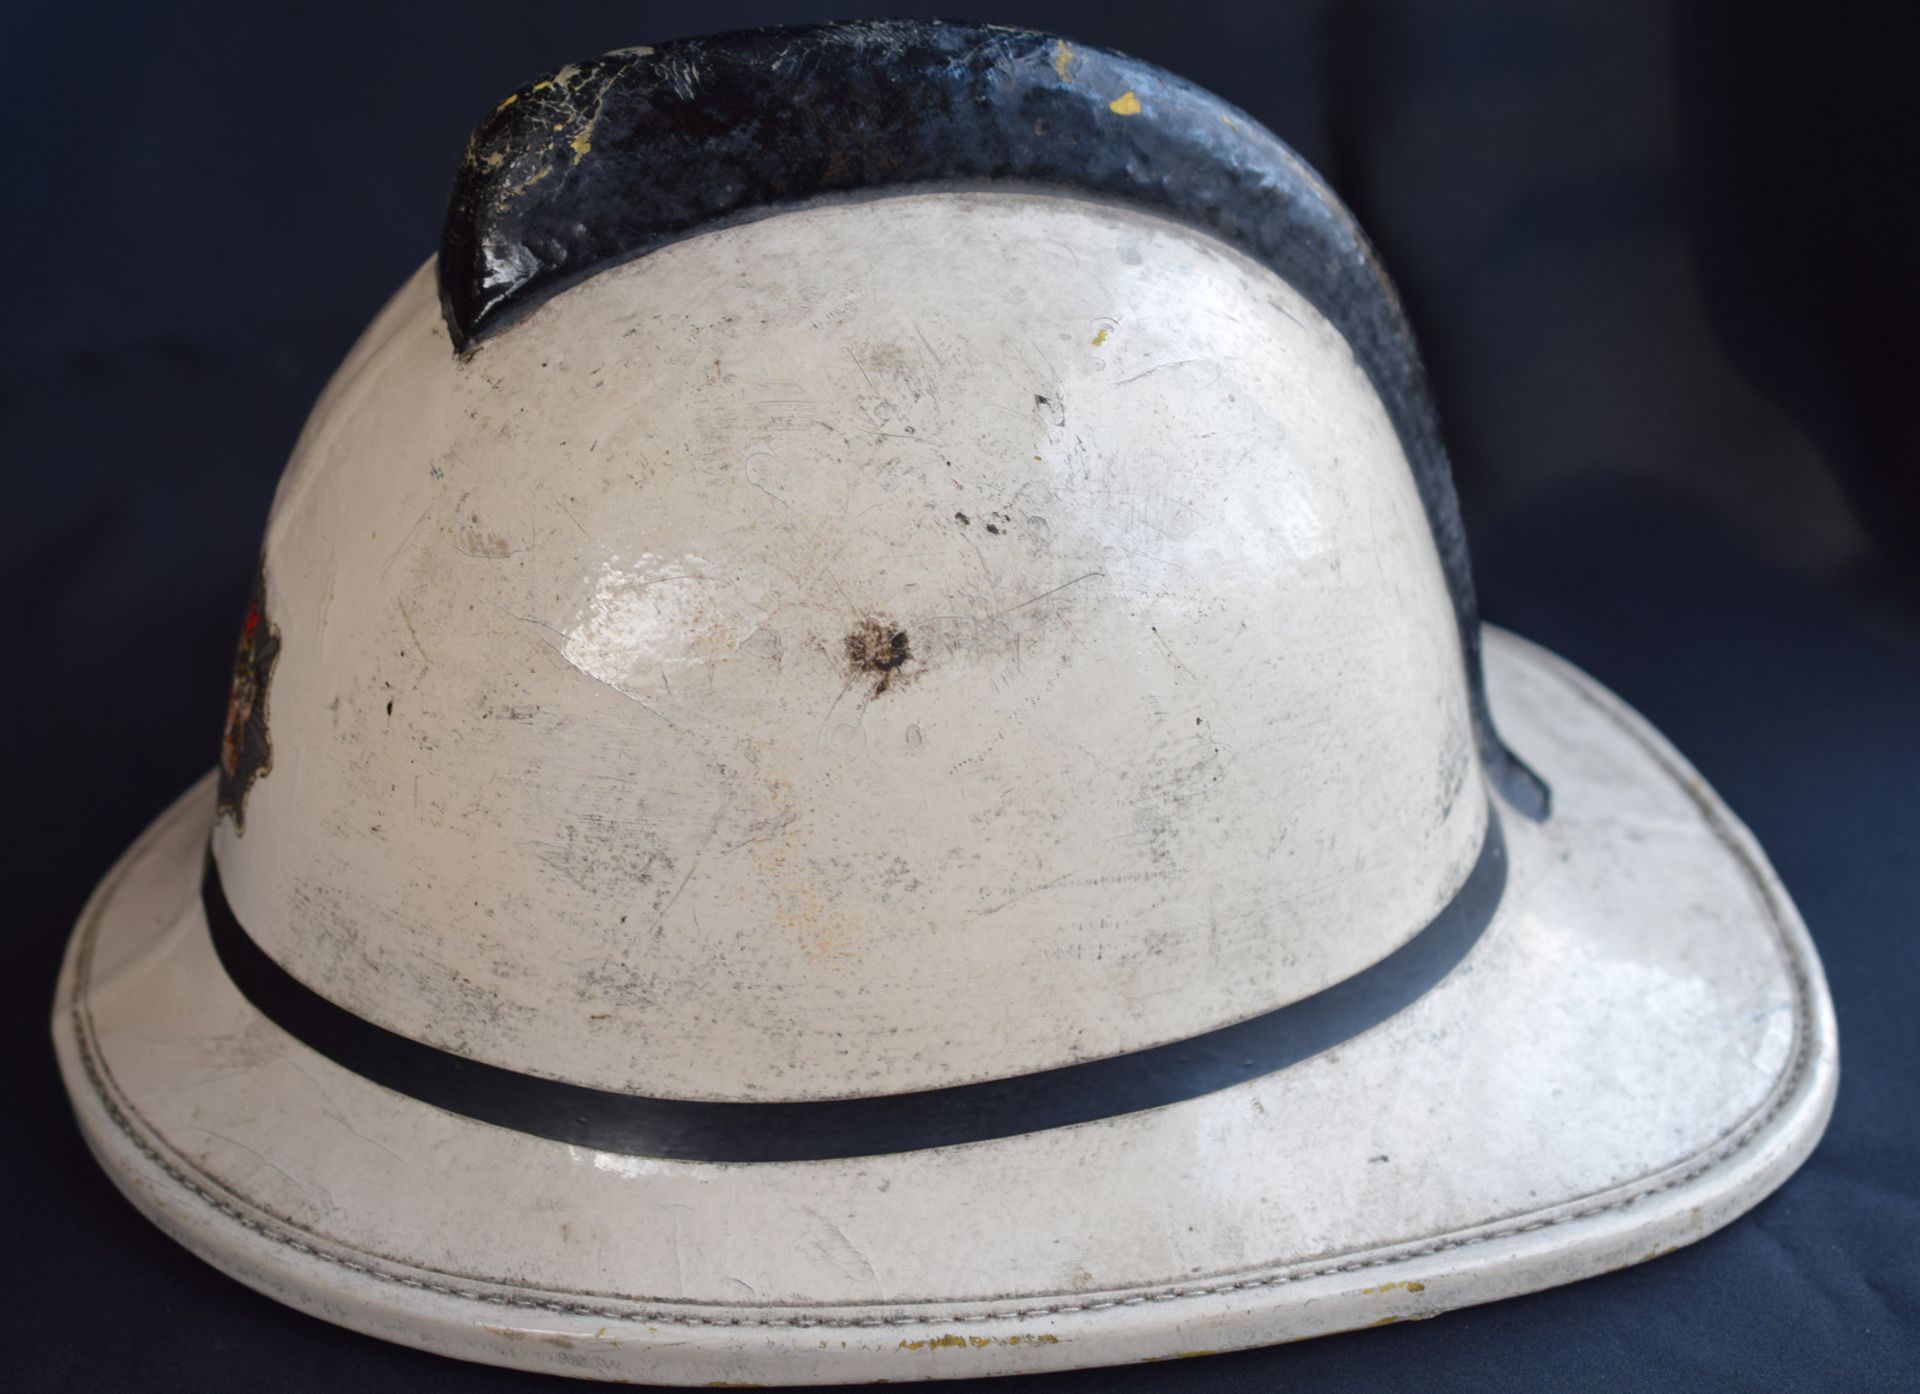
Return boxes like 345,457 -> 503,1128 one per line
4,2 -> 1914,1389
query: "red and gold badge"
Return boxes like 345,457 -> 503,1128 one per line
216,560 -> 282,829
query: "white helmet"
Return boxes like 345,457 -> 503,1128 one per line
54,20 -> 1835,1386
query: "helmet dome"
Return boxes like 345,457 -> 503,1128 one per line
221,189 -> 1492,1107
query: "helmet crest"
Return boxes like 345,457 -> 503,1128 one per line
441,19 -> 1548,818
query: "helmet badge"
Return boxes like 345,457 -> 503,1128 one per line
216,561 -> 281,829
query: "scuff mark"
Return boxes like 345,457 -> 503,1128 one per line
395,598 -> 431,668
1149,624 -> 1200,685
453,526 -> 523,559
723,811 -> 799,855
1117,357 -> 1201,385
189,1127 -> 327,1215
992,571 -> 1105,618
648,799 -> 729,938
799,1214 -> 876,1283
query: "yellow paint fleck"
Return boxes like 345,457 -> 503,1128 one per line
1371,1316 -> 1401,1327
571,131 -> 593,163
495,93 -> 519,112
1091,326 -> 1110,347
1109,90 -> 1142,116
898,1334 -> 1058,1351
1360,1280 -> 1427,1295
1053,40 -> 1075,83
1220,113 -> 1238,129
531,78 -> 554,92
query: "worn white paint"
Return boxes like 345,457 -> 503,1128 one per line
52,191 -> 1835,1383
224,194 -> 1484,1100
54,630 -> 1836,1383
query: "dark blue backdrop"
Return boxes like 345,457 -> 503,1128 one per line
4,2 -> 1914,1389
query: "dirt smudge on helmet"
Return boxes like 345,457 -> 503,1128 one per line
845,618 -> 911,695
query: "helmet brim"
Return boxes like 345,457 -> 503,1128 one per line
52,625 -> 1836,1384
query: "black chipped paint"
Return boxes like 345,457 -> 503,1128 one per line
216,559 -> 281,831
438,19 -> 1549,820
